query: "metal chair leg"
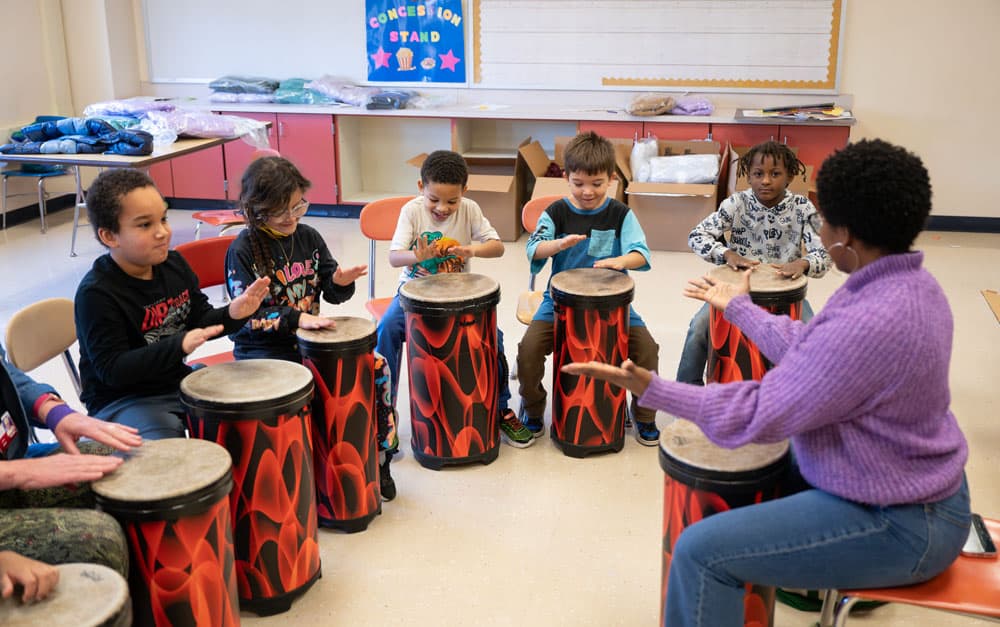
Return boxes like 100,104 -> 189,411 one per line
37,177 -> 47,233
2,173 -> 7,231
70,166 -> 83,256
833,596 -> 862,627
817,589 -> 841,627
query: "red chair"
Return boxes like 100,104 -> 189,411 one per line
191,148 -> 280,239
358,196 -> 412,321
818,516 -> 1000,626
515,195 -> 560,326
175,235 -> 238,366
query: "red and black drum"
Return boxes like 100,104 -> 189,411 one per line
93,439 -> 239,627
180,360 -> 320,616
297,317 -> 380,533
0,563 -> 131,627
659,419 -> 790,627
550,267 -> 634,457
398,273 -> 501,470
707,265 -> 807,383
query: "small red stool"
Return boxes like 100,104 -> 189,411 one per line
819,516 -> 1000,626
192,209 -> 244,240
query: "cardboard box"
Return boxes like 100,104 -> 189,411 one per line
408,139 -> 529,241
518,137 -> 630,203
623,140 -> 724,252
726,145 -> 814,197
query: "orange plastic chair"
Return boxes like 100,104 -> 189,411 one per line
175,235 -> 238,366
818,516 -> 1000,626
191,148 -> 280,239
358,196 -> 412,321
515,195 -> 561,326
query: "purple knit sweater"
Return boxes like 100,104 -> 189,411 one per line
642,252 -> 967,506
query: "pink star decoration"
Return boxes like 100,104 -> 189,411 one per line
371,47 -> 392,69
438,49 -> 461,72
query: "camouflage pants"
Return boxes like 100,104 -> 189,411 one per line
0,442 -> 128,576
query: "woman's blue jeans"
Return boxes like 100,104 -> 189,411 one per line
664,477 -> 971,627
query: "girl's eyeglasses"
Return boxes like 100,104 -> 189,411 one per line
267,198 -> 309,219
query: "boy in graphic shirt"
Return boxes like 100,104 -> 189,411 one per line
74,169 -> 269,439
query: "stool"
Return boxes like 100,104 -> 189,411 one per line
1,165 -> 69,232
818,516 -> 1000,626
191,208 -> 244,239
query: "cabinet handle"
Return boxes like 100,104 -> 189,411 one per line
279,121 -> 285,137
783,135 -> 788,145
770,135 -> 775,142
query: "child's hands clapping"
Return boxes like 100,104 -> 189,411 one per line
228,277 -> 271,319
182,325 -> 224,354
445,244 -> 476,259
333,264 -> 368,286
413,235 -> 436,262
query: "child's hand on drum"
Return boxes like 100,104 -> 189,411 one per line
0,550 -> 60,602
182,325 -> 224,354
593,256 -> 626,271
228,277 -> 271,319
685,269 -> 751,311
770,259 -> 809,280
723,250 -> 760,270
299,313 -> 336,330
333,264 -> 368,286
561,359 -> 653,397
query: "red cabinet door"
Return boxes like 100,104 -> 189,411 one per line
579,121 -> 642,140
779,126 -> 850,178
217,112 -> 278,201
275,114 -> 338,204
642,122 -> 711,141
148,160 -> 174,198
709,124 -> 780,150
171,146 -> 227,200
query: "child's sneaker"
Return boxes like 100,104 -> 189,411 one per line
499,409 -> 534,448
634,420 -> 659,446
379,452 -> 396,501
518,406 -> 545,438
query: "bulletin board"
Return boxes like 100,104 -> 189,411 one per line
472,0 -> 845,92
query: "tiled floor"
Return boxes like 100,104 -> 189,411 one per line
2,206 -> 997,626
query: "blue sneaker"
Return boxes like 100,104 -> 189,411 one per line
518,406 -> 545,438
634,420 -> 659,446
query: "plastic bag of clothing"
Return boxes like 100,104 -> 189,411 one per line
670,96 -> 714,116
630,137 -> 659,183
366,90 -> 416,110
208,92 -> 275,103
305,75 -> 382,106
83,97 -> 176,118
208,75 -> 279,94
141,110 -> 269,149
626,93 -> 676,116
647,154 -> 720,184
273,78 -> 339,105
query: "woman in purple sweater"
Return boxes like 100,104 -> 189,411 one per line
565,139 -> 971,627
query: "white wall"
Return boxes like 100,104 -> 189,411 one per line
1,0 -> 998,218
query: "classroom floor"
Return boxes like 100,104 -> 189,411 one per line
1,207 -> 997,627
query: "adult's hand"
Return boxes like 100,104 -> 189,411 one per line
52,412 -> 141,455
684,268 -> 752,312
560,359 -> 653,397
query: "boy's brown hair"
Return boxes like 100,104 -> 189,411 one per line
562,131 -> 616,178
86,168 -> 157,241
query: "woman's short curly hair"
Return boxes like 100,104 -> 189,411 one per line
816,139 -> 931,254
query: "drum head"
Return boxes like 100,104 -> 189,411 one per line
399,273 -> 500,315
550,268 -> 634,309
296,316 -> 376,350
0,563 -> 129,627
93,438 -> 231,504
659,418 -> 788,474
708,265 -> 807,305
180,359 -> 314,408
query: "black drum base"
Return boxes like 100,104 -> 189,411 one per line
319,505 -> 380,534
240,568 -> 322,617
552,436 -> 625,458
411,442 -> 501,470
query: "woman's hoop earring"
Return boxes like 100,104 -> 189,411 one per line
828,242 -> 860,274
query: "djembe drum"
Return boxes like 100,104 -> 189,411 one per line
0,563 -> 131,627
550,267 -> 634,457
297,317 -> 380,533
659,419 -> 790,627
707,265 -> 807,383
398,273 -> 501,469
93,439 -> 239,627
180,360 -> 320,616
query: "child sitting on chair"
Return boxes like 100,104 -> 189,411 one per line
75,169 -> 270,440
676,140 -> 831,385
225,156 -> 399,500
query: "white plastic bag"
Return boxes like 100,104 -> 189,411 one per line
647,154 -> 720,184
630,138 -> 659,183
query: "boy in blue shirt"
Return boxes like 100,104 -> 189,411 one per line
516,131 -> 660,445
